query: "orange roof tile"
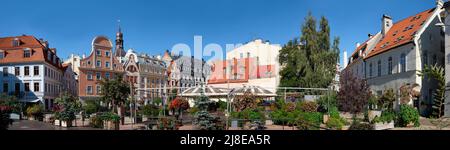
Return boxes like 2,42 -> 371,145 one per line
365,8 -> 435,59
0,35 -> 63,69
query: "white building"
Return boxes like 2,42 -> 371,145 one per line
345,1 -> 445,116
0,35 -> 65,110
208,39 -> 282,93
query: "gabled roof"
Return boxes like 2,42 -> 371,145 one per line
365,8 -> 435,59
0,35 -> 63,69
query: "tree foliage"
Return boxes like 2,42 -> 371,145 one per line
337,69 -> 371,114
279,12 -> 340,89
233,91 -> 257,112
54,92 -> 81,121
99,77 -> 130,113
419,64 -> 446,118
193,93 -> 223,130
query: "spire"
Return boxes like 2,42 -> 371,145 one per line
115,19 -> 125,58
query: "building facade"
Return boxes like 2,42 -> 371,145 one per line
62,63 -> 78,97
162,50 -> 210,94
207,39 -> 281,93
345,1 -> 445,116
123,49 -> 167,105
78,36 -> 124,101
0,35 -> 64,110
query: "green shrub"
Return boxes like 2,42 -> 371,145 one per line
26,104 -> 43,118
217,100 -> 227,111
189,107 -> 199,116
270,109 -> 288,125
1,106 -> 13,130
349,122 -> 373,130
141,104 -> 159,117
326,117 -> 344,130
396,104 -> 420,127
89,115 -> 103,128
296,112 -> 322,130
316,92 -> 337,113
83,100 -> 100,115
372,111 -> 396,124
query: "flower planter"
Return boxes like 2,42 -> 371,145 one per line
28,116 -> 36,121
61,120 -> 73,127
368,110 -> 382,122
54,119 -> 61,126
323,114 -> 329,124
44,114 -> 54,123
374,121 -> 394,130
103,121 -> 120,130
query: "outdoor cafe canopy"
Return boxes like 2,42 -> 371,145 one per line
232,86 -> 277,97
178,86 -> 230,97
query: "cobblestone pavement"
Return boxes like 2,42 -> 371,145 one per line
8,120 -> 101,130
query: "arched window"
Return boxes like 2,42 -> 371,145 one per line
400,53 -> 406,73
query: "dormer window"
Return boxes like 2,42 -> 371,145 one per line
52,55 -> 56,64
24,48 -> 31,58
0,50 -> 4,59
12,38 -> 20,47
392,31 -> 398,36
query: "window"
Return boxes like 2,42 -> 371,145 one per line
106,51 -> 110,57
105,61 -> 110,68
96,50 -> 101,56
87,86 -> 93,94
240,53 -> 243,59
96,72 -> 101,80
47,52 -> 51,61
45,83 -> 47,92
432,54 -> 437,65
0,52 -> 4,59
96,60 -> 101,67
44,67 -> 47,76
96,85 -> 101,94
87,72 -> 93,80
388,57 -> 393,75
24,66 -> 29,76
423,51 -> 428,66
23,49 -> 31,58
400,53 -> 406,73
2,67 -> 8,77
87,61 -> 91,65
34,83 -> 39,92
369,63 -> 373,77
25,83 -> 30,92
105,72 -> 110,79
15,67 -> 20,76
3,83 -> 8,93
377,60 -> 381,77
14,83 -> 20,94
12,38 -> 20,47
34,66 -> 39,76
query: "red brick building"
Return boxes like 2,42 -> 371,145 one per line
78,36 -> 124,101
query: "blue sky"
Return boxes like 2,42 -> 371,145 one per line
0,0 -> 436,65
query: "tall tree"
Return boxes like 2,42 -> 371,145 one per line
279,12 -> 339,90
99,77 -> 130,124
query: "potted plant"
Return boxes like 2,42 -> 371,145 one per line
26,104 -> 43,121
371,111 -> 395,130
101,112 -> 120,130
54,112 -> 61,126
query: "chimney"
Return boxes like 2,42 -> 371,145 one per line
343,50 -> 348,68
382,14 -> 393,36
437,0 -> 444,8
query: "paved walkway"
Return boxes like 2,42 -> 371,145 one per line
8,120 -> 100,130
